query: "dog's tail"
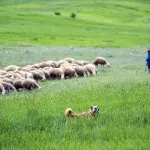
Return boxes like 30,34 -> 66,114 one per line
65,108 -> 73,118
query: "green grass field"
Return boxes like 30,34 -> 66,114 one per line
0,46 -> 150,149
0,0 -> 150,47
0,0 -> 150,149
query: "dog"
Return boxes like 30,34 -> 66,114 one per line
65,106 -> 99,118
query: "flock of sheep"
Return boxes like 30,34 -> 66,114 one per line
0,57 -> 110,95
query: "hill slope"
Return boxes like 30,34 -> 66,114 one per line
0,0 -> 150,47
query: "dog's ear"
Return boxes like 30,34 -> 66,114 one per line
90,106 -> 93,110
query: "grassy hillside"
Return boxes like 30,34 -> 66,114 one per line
0,46 -> 150,149
0,0 -> 150,47
0,0 -> 150,149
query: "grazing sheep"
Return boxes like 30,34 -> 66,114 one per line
39,69 -> 50,80
26,72 -> 34,79
29,70 -> 46,81
13,79 -> 23,91
0,70 -> 6,75
32,64 -> 40,69
45,61 -> 56,68
61,65 -> 77,79
55,60 -> 68,68
43,70 -> 50,79
38,62 -> 50,68
4,65 -> 20,72
1,81 -> 17,93
80,60 -> 90,65
93,57 -> 110,67
72,65 -> 87,77
84,64 -> 97,76
13,79 -> 40,91
64,57 -> 75,63
73,60 -> 90,66
4,72 -> 22,79
15,71 -> 34,79
22,79 -> 41,90
12,72 -> 23,79
73,60 -> 84,66
4,72 -> 13,78
0,55 -> 107,95
36,61 -> 56,68
1,78 -> 14,84
49,68 -> 64,79
20,65 -> 35,71
15,71 -> 26,78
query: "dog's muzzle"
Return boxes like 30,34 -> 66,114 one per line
95,108 -> 99,113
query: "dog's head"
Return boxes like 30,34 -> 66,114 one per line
90,106 -> 100,114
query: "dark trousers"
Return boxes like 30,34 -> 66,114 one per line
148,64 -> 150,73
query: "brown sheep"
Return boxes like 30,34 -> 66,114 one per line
49,68 -> 64,79
84,64 -> 97,76
93,57 -> 110,67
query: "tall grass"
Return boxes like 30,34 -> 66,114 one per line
0,78 -> 150,149
0,46 -> 150,149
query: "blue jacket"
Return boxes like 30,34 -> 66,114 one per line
146,51 -> 150,65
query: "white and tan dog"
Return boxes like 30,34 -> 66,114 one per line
65,106 -> 99,118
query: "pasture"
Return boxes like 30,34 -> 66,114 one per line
0,46 -> 150,149
0,0 -> 150,149
0,0 -> 150,47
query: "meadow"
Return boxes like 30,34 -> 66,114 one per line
0,46 -> 150,149
0,0 -> 150,150
0,0 -> 150,47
